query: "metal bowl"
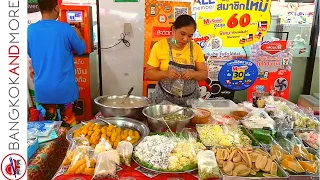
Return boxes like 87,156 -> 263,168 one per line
66,117 -> 150,147
94,95 -> 152,121
142,104 -> 194,132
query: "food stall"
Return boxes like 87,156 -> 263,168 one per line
27,0 -> 319,179
48,95 -> 320,180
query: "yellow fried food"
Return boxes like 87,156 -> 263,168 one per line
134,131 -> 140,139
111,131 -> 117,142
88,131 -> 93,136
106,124 -> 114,132
83,168 -> 95,176
101,133 -> 107,140
128,129 -> 134,137
116,127 -> 121,134
106,131 -> 112,137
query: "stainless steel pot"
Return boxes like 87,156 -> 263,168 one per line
94,95 -> 152,121
142,104 -> 194,132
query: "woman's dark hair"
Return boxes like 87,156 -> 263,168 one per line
171,15 -> 197,31
38,0 -> 58,13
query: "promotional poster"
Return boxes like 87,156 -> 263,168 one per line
196,0 -> 272,47
247,40 -> 294,101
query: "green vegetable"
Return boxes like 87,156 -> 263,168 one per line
163,114 -> 188,121
251,129 -> 272,145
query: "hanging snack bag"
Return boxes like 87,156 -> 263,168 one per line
116,141 -> 133,166
92,149 -> 120,180
65,145 -> 95,176
171,78 -> 184,97
197,150 -> 220,180
62,135 -> 90,166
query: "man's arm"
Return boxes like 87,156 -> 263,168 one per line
68,26 -> 86,55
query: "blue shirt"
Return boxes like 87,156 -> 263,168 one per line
28,20 -> 86,104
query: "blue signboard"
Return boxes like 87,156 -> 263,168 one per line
218,59 -> 258,91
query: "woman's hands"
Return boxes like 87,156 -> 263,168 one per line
166,69 -> 195,80
166,69 -> 181,79
181,70 -> 194,80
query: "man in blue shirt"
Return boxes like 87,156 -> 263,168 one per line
28,0 -> 86,126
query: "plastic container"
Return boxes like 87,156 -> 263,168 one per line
190,108 -> 211,125
27,138 -> 38,160
195,99 -> 237,115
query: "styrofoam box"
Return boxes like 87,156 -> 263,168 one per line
199,99 -> 238,114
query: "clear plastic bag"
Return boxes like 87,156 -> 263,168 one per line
65,145 -> 95,176
92,149 -> 120,180
94,138 -> 112,155
116,141 -> 133,166
241,109 -> 275,130
270,138 -> 305,174
62,135 -> 90,166
171,78 -> 184,97
197,150 -> 220,180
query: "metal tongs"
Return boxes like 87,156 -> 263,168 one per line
121,86 -> 135,104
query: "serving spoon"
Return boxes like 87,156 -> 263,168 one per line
121,86 -> 135,104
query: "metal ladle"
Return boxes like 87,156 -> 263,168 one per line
121,86 -> 135,104
156,107 -> 188,136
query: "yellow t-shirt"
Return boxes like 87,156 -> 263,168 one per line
147,39 -> 205,71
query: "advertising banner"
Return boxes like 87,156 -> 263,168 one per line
143,0 -> 191,97
195,0 -> 272,47
192,1 -> 251,99
247,40 -> 294,101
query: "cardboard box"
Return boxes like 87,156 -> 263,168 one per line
298,95 -> 319,112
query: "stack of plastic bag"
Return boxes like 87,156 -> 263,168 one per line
92,138 -> 120,179
197,150 -> 220,180
116,141 -> 133,166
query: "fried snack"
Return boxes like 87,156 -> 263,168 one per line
72,123 -> 141,148
214,147 -> 278,177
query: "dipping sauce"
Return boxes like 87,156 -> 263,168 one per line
102,98 -> 148,108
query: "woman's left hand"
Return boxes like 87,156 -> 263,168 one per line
181,70 -> 195,80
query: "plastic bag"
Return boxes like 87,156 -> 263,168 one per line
270,138 -> 305,174
296,131 -> 319,149
92,150 -> 120,179
196,124 -> 252,147
171,78 -> 184,97
116,141 -> 133,166
94,138 -> 112,154
241,109 -> 275,129
197,150 -> 220,179
292,144 -> 317,161
65,145 -> 95,176
62,135 -> 90,166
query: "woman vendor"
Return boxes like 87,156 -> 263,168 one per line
145,15 -> 208,106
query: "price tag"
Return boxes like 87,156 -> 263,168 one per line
232,69 -> 245,80
196,0 -> 271,47
218,59 -> 258,91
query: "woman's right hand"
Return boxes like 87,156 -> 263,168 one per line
166,69 -> 180,79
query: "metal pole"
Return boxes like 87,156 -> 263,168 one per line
96,0 -> 103,96
303,0 -> 319,94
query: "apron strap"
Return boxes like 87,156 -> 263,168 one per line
167,38 -> 174,62
190,42 -> 194,65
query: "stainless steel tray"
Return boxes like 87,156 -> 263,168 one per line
196,124 -> 261,148
66,117 -> 150,147
132,156 -> 197,174
218,147 -> 289,180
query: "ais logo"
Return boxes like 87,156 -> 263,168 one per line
193,35 -> 210,49
152,27 -> 172,38
194,0 -> 215,5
